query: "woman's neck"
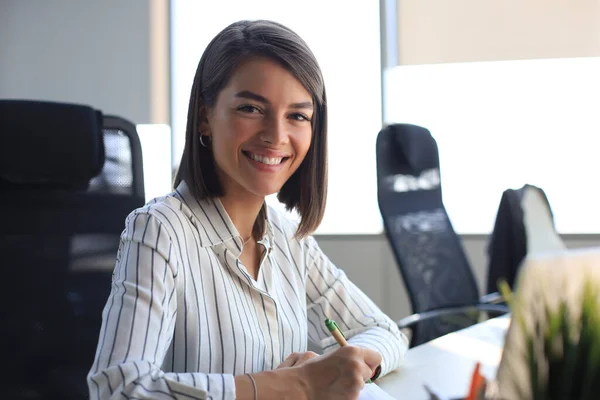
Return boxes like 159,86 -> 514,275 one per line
219,193 -> 265,241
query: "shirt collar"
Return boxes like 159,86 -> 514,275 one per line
174,180 -> 274,250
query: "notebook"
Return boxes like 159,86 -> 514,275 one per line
358,383 -> 397,400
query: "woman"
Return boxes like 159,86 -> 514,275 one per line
88,20 -> 407,399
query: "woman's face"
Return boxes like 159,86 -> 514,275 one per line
204,57 -> 314,200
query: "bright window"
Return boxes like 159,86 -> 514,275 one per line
137,124 -> 172,203
384,57 -> 600,234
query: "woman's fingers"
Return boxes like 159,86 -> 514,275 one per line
298,346 -> 381,399
341,347 -> 375,382
277,352 -> 300,368
297,351 -> 319,365
277,351 -> 319,368
360,347 -> 382,374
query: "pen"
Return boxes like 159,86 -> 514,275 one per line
466,362 -> 485,400
324,318 -> 372,383
325,318 -> 348,346
423,384 -> 442,400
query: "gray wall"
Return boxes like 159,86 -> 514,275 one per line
0,0 -> 151,123
315,234 -> 600,321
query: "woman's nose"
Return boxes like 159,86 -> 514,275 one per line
260,115 -> 289,145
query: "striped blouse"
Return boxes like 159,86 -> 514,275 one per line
87,181 -> 408,399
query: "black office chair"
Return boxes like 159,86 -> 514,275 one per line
486,184 -> 564,294
0,100 -> 145,399
376,123 -> 507,347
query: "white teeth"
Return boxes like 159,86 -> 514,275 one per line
247,152 -> 283,165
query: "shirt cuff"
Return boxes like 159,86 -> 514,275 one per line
348,328 -> 408,378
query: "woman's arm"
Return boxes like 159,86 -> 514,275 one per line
87,211 -> 308,400
303,236 -> 409,379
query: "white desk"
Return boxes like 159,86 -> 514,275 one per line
377,317 -> 511,399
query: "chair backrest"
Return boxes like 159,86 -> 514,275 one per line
0,100 -> 145,399
376,123 -> 481,345
521,185 -> 565,255
486,184 -> 563,293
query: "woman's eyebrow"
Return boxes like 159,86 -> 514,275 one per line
234,90 -> 313,110
235,90 -> 269,104
289,101 -> 313,110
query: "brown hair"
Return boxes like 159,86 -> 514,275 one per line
174,20 -> 328,239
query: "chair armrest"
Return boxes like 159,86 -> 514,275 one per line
479,291 -> 505,304
397,303 -> 510,329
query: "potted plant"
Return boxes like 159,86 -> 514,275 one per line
495,249 -> 600,400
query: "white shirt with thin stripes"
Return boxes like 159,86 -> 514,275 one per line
88,181 -> 408,399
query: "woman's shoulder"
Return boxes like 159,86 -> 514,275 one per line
124,191 -> 195,232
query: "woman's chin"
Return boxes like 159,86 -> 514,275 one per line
254,188 -> 281,198
241,182 -> 283,199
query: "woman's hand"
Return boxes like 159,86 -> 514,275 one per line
297,346 -> 382,400
277,351 -> 319,368
235,347 -> 381,400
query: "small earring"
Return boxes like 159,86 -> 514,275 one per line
199,133 -> 210,148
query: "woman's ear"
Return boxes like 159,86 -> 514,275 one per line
198,105 -> 212,137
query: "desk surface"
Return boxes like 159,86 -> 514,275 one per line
377,317 -> 511,399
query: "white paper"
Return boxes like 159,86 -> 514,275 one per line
358,384 -> 397,400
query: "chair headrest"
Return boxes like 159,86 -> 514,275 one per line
376,123 -> 443,206
0,100 -> 105,189
383,124 -> 439,173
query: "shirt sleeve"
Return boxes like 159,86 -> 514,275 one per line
87,211 -> 236,400
303,236 -> 408,378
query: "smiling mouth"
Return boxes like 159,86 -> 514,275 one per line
243,151 -> 290,165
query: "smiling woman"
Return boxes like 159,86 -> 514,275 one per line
87,20 -> 407,400
174,24 -> 328,241
202,59 -> 314,219
188,56 -> 316,279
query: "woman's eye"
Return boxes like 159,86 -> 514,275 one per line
238,105 -> 261,114
290,113 -> 310,122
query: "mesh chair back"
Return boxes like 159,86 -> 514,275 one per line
376,123 -> 480,345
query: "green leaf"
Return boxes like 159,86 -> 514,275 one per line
527,334 -> 543,400
509,276 -> 600,400
579,283 -> 600,400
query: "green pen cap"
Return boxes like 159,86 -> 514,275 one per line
325,318 -> 336,332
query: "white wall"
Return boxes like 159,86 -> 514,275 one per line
0,0 -> 152,123
396,0 -> 600,65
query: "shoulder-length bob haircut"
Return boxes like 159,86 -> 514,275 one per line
174,20 -> 327,239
